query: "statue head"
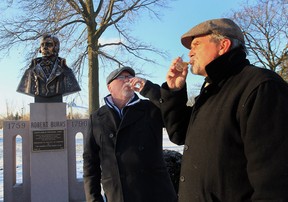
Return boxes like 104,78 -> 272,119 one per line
39,34 -> 60,57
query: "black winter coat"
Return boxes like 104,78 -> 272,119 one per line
83,94 -> 177,202
142,48 -> 288,202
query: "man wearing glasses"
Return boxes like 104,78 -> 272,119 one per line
83,67 -> 177,202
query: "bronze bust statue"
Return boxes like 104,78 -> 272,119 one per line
17,34 -> 81,102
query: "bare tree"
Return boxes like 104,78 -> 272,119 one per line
0,0 -> 171,113
280,58 -> 288,81
229,0 -> 288,81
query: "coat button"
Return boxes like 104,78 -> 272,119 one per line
180,176 -> 185,182
159,98 -> 164,103
138,146 -> 144,151
184,145 -> 189,151
109,133 -> 114,138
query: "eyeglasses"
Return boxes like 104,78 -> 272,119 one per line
116,75 -> 134,80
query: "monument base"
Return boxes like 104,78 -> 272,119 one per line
3,103 -> 89,201
30,103 -> 69,202
35,95 -> 63,103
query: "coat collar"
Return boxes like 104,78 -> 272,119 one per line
205,47 -> 250,86
32,57 -> 64,83
104,93 -> 141,118
96,96 -> 145,131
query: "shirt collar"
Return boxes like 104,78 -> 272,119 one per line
104,93 -> 141,118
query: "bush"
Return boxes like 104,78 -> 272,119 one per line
163,149 -> 182,193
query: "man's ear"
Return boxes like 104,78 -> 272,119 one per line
219,38 -> 231,55
107,84 -> 112,93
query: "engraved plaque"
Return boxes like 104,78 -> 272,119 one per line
32,130 -> 65,151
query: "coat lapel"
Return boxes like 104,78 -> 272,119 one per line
96,106 -> 120,131
118,103 -> 145,130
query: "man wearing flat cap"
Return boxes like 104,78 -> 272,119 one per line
140,18 -> 288,201
83,67 -> 177,202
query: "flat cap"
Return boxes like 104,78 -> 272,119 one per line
106,66 -> 135,85
181,18 -> 244,49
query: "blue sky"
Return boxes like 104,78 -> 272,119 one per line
0,0 -> 245,116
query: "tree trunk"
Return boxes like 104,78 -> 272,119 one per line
87,30 -> 100,114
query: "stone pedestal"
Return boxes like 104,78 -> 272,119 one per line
30,103 -> 69,202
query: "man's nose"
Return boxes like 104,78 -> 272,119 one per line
188,49 -> 194,57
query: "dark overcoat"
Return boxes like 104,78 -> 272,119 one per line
142,48 -> 288,201
83,95 -> 177,202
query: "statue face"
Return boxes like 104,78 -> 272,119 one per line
40,37 -> 56,57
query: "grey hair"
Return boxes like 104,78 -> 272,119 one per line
209,33 -> 247,54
